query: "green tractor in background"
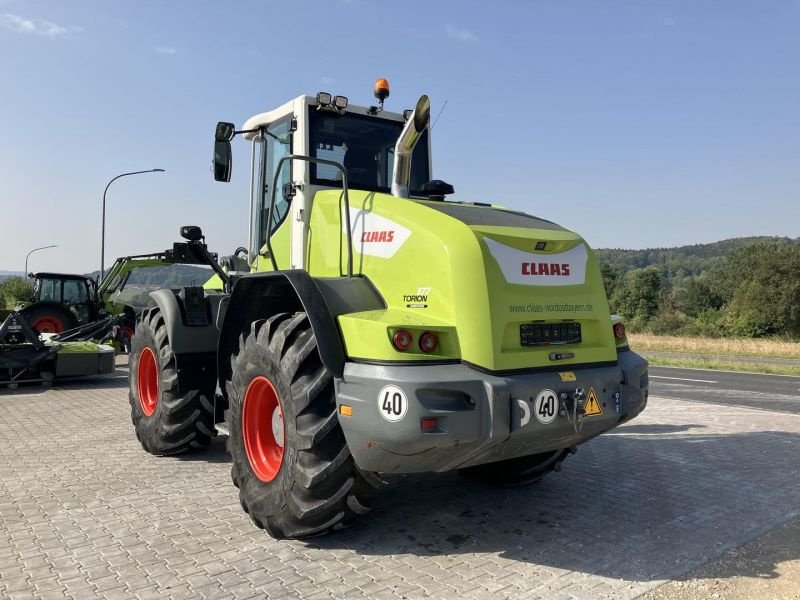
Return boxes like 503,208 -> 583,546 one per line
1,250 -> 215,387
127,80 -> 649,539
16,254 -> 172,348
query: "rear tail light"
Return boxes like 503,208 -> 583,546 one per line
419,331 -> 439,353
613,322 -> 626,339
392,329 -> 413,351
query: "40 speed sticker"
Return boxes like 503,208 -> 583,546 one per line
534,389 -> 559,425
378,385 -> 408,422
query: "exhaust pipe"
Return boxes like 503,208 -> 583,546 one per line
391,95 -> 431,198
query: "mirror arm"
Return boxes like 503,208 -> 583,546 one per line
189,240 -> 231,291
234,127 -> 261,137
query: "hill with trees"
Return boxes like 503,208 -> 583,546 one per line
596,237 -> 800,338
0,271 -> 25,284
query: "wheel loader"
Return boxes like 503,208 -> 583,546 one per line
128,80 -> 649,539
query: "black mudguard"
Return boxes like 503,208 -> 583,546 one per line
146,288 -> 222,398
148,289 -> 222,354
216,270 -> 385,400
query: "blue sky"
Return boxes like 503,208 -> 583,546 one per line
1,0 -> 798,273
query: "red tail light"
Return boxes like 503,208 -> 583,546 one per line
419,331 -> 439,353
392,329 -> 413,351
613,322 -> 626,340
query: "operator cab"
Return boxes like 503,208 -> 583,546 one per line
30,273 -> 94,323
213,80 -> 436,272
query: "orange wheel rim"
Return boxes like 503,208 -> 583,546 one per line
242,376 -> 284,482
137,347 -> 159,416
32,316 -> 64,334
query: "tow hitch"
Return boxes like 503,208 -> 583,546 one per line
560,387 -> 587,433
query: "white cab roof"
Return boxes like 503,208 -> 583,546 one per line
241,95 -> 407,139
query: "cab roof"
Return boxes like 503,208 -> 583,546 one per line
241,95 -> 406,140
31,272 -> 91,282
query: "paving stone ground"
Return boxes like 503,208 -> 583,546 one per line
1,362 -> 799,599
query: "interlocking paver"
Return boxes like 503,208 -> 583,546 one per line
3,366 -> 800,599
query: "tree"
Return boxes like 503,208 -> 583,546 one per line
599,262 -> 625,313
722,244 -> 800,337
681,279 -> 724,318
0,276 -> 34,308
615,267 -> 664,323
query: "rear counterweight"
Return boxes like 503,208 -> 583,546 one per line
335,351 -> 648,474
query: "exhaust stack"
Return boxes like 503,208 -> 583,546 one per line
391,95 -> 431,198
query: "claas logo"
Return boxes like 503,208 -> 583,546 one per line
361,230 -> 395,243
521,262 -> 571,276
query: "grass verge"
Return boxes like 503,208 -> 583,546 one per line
646,356 -> 800,377
629,333 -> 800,359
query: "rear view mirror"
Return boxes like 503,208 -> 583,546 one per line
214,140 -> 232,182
215,121 -> 236,141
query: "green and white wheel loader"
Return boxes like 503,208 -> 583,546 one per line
128,81 -> 649,539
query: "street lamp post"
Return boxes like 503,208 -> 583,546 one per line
101,169 -> 165,279
25,245 -> 58,276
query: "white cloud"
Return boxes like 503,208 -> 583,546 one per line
445,24 -> 478,44
155,46 -> 177,55
1,13 -> 81,38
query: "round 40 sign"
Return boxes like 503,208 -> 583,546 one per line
377,385 -> 408,422
534,388 -> 559,425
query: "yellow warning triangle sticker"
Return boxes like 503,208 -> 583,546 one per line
585,388 -> 602,416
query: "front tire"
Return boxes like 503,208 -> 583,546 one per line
129,307 -> 215,455
227,312 -> 372,539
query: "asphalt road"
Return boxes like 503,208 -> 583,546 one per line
650,365 -> 800,414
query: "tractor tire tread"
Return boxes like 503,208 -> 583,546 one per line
129,306 -> 214,456
227,311 -> 373,539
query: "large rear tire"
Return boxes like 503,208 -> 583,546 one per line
129,307 -> 215,455
23,304 -> 77,335
226,312 -> 372,539
459,447 -> 576,487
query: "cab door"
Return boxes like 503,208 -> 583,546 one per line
250,117 -> 293,272
62,279 -> 91,324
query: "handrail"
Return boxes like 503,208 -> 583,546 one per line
266,155 -> 353,277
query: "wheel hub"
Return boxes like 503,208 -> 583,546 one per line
272,406 -> 284,448
32,316 -> 64,334
242,376 -> 285,483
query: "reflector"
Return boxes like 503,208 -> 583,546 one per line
421,417 -> 438,431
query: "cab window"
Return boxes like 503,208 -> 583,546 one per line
250,117 -> 293,259
62,280 -> 87,304
39,279 -> 60,302
308,109 -> 430,194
